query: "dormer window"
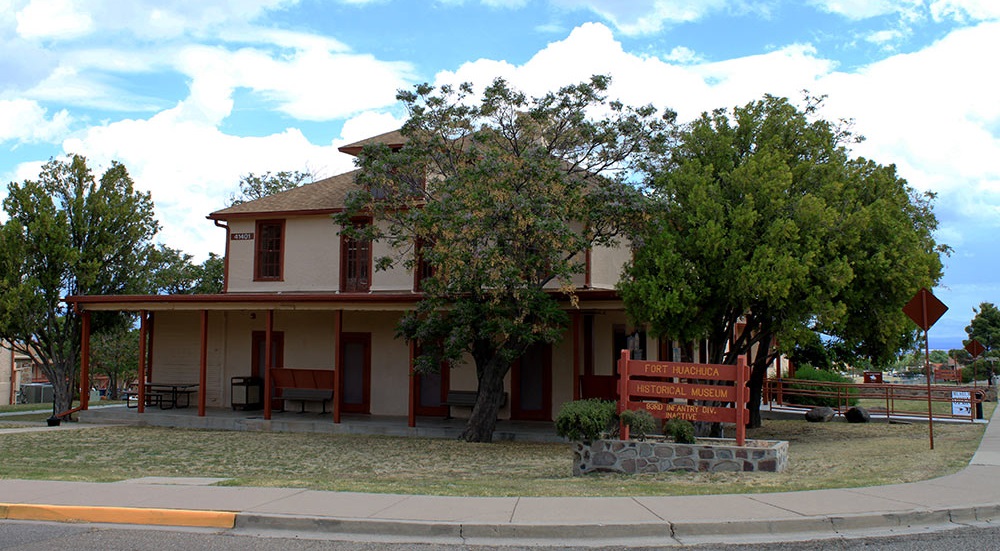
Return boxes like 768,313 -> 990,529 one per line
254,220 -> 284,281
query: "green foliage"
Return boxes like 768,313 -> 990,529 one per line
338,75 -> 670,442
965,303 -> 1000,380
0,155 -> 159,416
90,327 -> 139,400
663,418 -> 696,444
228,170 -> 311,206
619,409 -> 657,441
555,399 -> 616,442
785,367 -> 859,408
620,94 -> 945,427
928,350 -> 949,364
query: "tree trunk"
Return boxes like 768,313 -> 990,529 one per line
44,357 -> 77,421
460,356 -> 510,443
747,360 -> 769,429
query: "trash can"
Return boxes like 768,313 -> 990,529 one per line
231,376 -> 263,410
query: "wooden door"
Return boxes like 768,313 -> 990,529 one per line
339,332 -> 371,414
511,343 -> 552,421
414,366 -> 449,417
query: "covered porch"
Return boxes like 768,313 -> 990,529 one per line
67,291 -> 633,430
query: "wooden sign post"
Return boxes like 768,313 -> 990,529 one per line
617,350 -> 749,445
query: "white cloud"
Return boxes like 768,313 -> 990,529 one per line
59,108 -> 359,260
930,0 -> 1000,21
663,46 -> 704,64
0,99 -> 72,143
808,0 -> 918,20
810,0 -> 1000,22
551,0 -> 730,35
866,29 -> 904,44
15,0 -> 94,40
439,23 -> 831,121
339,111 -> 407,144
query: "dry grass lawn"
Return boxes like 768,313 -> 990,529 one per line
0,403 -> 992,497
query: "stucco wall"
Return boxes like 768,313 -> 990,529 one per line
151,311 -> 226,407
589,240 -> 630,289
225,217 -> 416,294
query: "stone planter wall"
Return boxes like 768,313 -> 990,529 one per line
573,438 -> 788,475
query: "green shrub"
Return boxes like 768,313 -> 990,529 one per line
619,409 -> 657,441
554,399 -> 616,442
663,418 -> 696,444
785,367 -> 859,408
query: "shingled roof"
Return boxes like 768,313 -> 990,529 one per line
208,170 -> 359,219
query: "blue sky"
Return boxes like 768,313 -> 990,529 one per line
1,0 -> 998,351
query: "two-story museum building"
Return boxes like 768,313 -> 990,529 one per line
68,131 -> 699,427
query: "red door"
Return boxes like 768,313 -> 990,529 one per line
511,343 -> 552,421
339,333 -> 371,414
414,364 -> 449,417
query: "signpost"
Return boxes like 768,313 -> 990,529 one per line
903,287 -> 948,450
966,339 -> 985,388
617,350 -> 749,445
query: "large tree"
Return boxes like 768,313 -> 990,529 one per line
338,76 -> 670,442
146,245 -> 224,295
0,155 -> 159,418
965,302 -> 1000,381
228,170 -> 311,206
620,95 -> 945,428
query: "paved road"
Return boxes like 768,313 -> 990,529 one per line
3,521 -> 1000,550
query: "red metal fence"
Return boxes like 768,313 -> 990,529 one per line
764,378 -> 987,422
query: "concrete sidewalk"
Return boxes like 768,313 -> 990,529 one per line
2,409 -> 999,547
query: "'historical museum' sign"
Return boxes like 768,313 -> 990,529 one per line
617,350 -> 749,445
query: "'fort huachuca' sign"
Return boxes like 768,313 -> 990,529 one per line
617,351 -> 749,445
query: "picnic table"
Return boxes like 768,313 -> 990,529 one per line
126,383 -> 198,409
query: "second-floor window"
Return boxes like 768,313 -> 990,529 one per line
255,220 -> 284,281
341,221 -> 372,292
414,238 -> 435,292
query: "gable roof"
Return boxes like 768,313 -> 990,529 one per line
337,129 -> 407,156
208,170 -> 359,220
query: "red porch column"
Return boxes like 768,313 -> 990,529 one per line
332,310 -> 342,423
264,310 -> 274,420
408,340 -> 416,427
137,311 -> 148,414
199,310 -> 208,417
80,310 -> 91,410
146,312 -> 155,382
572,311 -> 581,401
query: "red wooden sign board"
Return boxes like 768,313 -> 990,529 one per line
618,351 -> 749,446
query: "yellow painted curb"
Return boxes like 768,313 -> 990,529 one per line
0,503 -> 236,528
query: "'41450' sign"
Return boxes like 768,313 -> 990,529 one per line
617,350 -> 749,445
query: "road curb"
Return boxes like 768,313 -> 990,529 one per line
0,503 -> 235,529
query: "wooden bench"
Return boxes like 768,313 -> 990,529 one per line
443,390 -> 507,419
271,368 -> 335,413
